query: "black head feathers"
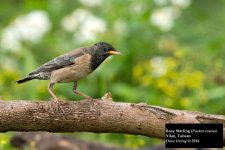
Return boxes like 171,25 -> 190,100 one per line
89,42 -> 121,70
94,42 -> 116,51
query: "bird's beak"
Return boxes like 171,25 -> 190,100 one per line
107,50 -> 122,55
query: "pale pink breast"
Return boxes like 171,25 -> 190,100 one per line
50,54 -> 92,83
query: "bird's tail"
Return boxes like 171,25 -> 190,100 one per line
16,75 -> 36,84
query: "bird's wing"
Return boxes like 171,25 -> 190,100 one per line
29,49 -> 85,75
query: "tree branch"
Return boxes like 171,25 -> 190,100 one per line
0,93 -> 224,145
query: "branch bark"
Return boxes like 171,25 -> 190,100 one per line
0,94 -> 225,145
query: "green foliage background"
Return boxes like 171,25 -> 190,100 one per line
0,0 -> 225,149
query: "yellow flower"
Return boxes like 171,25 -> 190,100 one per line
0,140 -> 6,145
165,57 -> 177,71
174,49 -> 186,58
180,97 -> 191,107
164,85 -> 177,97
133,65 -> 143,78
185,71 -> 204,89
157,79 -> 177,97
137,139 -> 145,146
141,75 -> 152,85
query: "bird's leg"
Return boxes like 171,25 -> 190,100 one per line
48,82 -> 65,114
73,82 -> 93,100
48,82 -> 58,100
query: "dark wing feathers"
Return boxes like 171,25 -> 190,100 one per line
29,51 -> 84,75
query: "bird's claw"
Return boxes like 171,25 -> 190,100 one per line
51,98 -> 65,115
86,96 -> 94,102
87,96 -> 93,100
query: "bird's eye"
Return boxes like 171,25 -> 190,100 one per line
103,47 -> 108,51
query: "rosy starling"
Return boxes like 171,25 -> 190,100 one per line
17,42 -> 121,107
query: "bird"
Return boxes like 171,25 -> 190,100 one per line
16,42 -> 122,111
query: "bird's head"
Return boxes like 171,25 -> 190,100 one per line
89,42 -> 122,70
94,42 -> 122,57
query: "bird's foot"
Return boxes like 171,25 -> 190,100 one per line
73,89 -> 93,101
85,96 -> 94,102
51,98 -> 65,115
87,96 -> 93,100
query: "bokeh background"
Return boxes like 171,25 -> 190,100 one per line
0,0 -> 225,149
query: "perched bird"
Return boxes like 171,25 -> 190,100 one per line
16,42 -> 122,107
